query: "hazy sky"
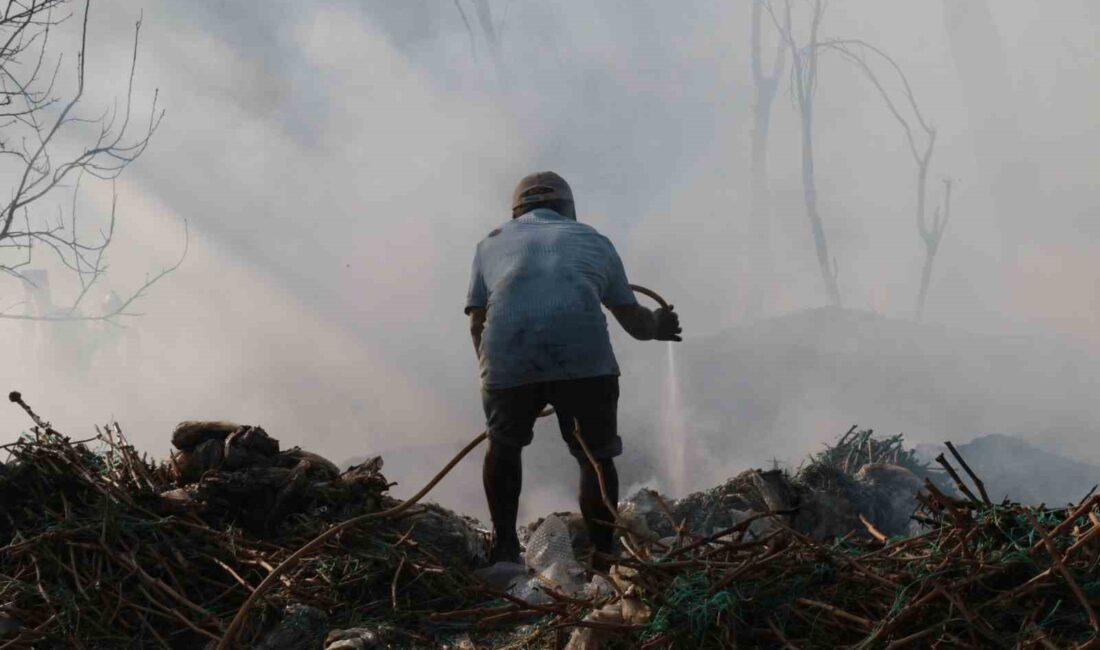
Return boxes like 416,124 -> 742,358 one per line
2,1 -> 1096,515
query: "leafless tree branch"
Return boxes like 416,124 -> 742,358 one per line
812,38 -> 949,320
915,179 -> 953,321
452,0 -> 479,69
746,0 -> 787,317
453,0 -> 505,86
767,0 -> 841,306
0,0 -> 177,324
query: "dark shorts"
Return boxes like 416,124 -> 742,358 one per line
481,375 -> 622,460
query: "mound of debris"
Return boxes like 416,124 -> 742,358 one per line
488,430 -> 1099,649
523,427 -> 941,564
0,396 -> 488,648
2,395 -> 1098,648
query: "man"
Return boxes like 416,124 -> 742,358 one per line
465,171 -> 681,569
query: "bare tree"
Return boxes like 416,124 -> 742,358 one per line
0,0 -> 182,324
746,0 -> 785,317
471,0 -> 501,67
453,0 -> 508,84
916,178 -> 952,321
453,0 -> 480,67
767,0 -> 840,306
815,39 -> 950,321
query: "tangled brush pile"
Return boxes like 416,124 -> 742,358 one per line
0,394 -> 486,648
2,393 -> 1097,648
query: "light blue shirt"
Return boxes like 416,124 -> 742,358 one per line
466,209 -> 638,389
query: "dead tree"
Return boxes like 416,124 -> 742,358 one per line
0,0 -> 182,323
453,0 -> 506,85
815,39 -> 949,321
746,0 -> 786,317
916,179 -> 952,321
767,0 -> 841,307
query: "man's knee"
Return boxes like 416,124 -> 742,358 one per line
486,439 -> 522,464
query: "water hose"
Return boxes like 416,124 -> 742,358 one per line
628,283 -> 670,310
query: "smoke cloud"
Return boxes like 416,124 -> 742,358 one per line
2,1 -> 1097,519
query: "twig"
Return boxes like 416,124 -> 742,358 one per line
944,441 -> 991,504
1022,510 -> 1099,633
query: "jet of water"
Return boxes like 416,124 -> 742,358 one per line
662,341 -> 688,496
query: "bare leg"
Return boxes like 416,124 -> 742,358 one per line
578,457 -> 619,571
483,440 -> 523,563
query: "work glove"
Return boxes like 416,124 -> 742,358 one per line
654,306 -> 682,342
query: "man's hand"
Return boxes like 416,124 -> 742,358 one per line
610,303 -> 682,342
654,306 -> 682,342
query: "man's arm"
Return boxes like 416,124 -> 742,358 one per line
466,242 -> 488,358
610,303 -> 681,341
601,237 -> 682,342
468,307 -> 486,358
610,303 -> 657,341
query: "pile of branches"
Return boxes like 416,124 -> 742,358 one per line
434,447 -> 1099,649
807,425 -> 938,479
3,398 -> 1098,648
0,396 -> 484,648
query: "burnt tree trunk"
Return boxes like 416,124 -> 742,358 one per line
747,0 -> 786,317
786,0 -> 841,306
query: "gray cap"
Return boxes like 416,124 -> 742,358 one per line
512,171 -> 573,211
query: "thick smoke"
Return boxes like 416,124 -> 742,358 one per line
2,1 -> 1097,519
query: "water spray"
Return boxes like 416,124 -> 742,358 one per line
627,285 -> 688,497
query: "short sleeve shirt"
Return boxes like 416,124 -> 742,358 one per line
466,209 -> 638,389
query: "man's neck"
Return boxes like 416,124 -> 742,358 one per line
523,208 -> 573,221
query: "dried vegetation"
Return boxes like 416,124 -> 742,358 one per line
1,393 -> 1097,648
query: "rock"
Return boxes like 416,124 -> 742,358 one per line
255,604 -> 327,650
325,627 -> 384,649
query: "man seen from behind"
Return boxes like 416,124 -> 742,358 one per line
465,171 -> 681,571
